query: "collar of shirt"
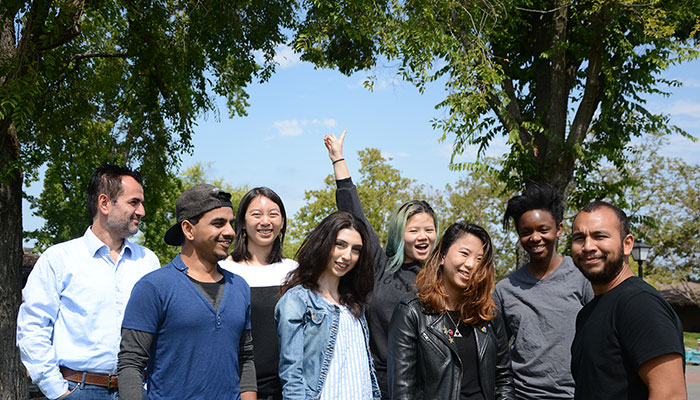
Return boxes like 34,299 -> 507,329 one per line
84,227 -> 133,263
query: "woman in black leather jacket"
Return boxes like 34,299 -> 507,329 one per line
388,222 -> 514,400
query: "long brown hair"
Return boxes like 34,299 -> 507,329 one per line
280,211 -> 374,319
415,222 -> 496,324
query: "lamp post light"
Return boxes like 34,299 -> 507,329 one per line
631,241 -> 652,280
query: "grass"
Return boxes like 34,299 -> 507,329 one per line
684,332 -> 700,349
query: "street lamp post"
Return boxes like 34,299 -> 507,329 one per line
631,241 -> 652,280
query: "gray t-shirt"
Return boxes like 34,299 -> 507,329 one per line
494,256 -> 593,399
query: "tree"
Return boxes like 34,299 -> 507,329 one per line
286,148 -> 425,257
583,133 -> 700,292
295,0 -> 699,201
141,162 -> 250,264
443,158 -> 517,280
286,149 -> 520,280
1,1 -> 295,396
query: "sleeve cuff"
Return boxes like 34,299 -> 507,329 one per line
335,177 -> 353,187
38,376 -> 69,400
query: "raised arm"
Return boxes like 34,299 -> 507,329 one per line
324,130 -> 387,279
324,130 -> 350,180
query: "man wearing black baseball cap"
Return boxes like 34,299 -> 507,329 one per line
118,184 -> 257,400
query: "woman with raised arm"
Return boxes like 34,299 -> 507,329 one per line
219,187 -> 298,400
388,222 -> 514,400
275,211 -> 381,399
324,131 -> 438,397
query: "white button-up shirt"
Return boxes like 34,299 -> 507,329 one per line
17,227 -> 160,399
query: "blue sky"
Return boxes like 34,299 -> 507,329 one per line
22,46 -> 700,242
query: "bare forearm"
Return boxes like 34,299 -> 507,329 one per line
241,391 -> 257,400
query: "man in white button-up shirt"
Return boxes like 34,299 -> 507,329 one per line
17,164 -> 160,400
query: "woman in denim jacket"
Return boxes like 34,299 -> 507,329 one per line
275,211 -> 381,399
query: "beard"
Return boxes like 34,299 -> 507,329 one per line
578,250 -> 625,285
106,212 -> 139,238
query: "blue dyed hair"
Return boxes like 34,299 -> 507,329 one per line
385,200 -> 438,273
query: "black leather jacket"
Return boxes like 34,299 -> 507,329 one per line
388,297 -> 515,400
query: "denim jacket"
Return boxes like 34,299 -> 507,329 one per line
275,285 -> 381,399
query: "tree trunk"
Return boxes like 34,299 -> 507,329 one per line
0,123 -> 28,399
0,11 -> 29,399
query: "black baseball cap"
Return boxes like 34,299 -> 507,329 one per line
164,184 -> 233,246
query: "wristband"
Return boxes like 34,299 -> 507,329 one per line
332,158 -> 345,165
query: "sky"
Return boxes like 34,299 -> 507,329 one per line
22,47 -> 700,245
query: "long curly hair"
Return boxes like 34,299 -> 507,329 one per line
281,211 -> 374,319
415,222 -> 496,324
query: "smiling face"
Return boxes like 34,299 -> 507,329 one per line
571,207 -> 633,285
440,233 -> 485,296
403,212 -> 437,264
186,206 -> 235,265
244,195 -> 284,250
517,209 -> 562,262
320,228 -> 363,285
105,175 -> 145,238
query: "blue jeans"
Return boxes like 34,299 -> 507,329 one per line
62,383 -> 119,400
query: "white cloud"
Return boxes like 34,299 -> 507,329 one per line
397,152 -> 410,158
682,79 -> 700,88
273,45 -> 301,69
273,118 -> 338,137
273,120 -> 303,136
664,100 -> 700,117
320,119 -> 337,128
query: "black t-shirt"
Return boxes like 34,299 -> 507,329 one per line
249,286 -> 283,398
446,311 -> 484,400
571,276 -> 684,399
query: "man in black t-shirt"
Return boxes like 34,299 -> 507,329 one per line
570,201 -> 686,400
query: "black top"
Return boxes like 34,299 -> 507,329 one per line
336,177 -> 422,395
250,286 -> 283,398
571,276 -> 684,400
187,275 -> 224,310
447,311 -> 484,400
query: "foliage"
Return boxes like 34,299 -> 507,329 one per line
140,162 -> 250,264
285,149 -> 518,279
285,148 -> 422,257
593,135 -> 700,282
1,1 -> 296,395
295,0 -> 700,202
443,159 -> 517,280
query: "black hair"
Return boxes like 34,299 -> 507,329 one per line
231,187 -> 287,264
575,201 -> 630,240
281,211 -> 374,319
416,221 -> 496,324
503,184 -> 564,233
87,164 -> 142,218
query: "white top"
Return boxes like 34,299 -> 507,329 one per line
218,258 -> 297,287
321,306 -> 373,400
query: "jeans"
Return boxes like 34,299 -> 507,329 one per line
61,383 -> 119,400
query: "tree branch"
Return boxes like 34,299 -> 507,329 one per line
70,52 -> 127,61
566,13 -> 605,148
37,0 -> 85,52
